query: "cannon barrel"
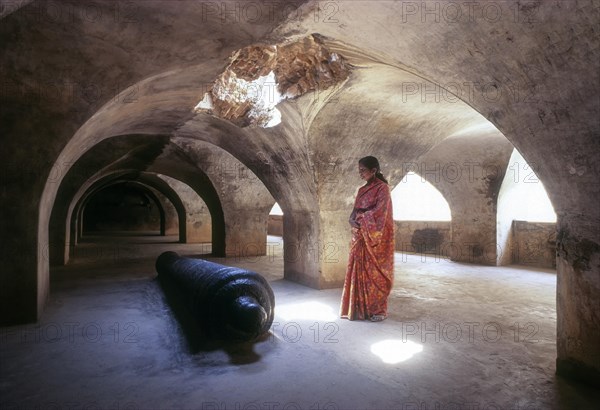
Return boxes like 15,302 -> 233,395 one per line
156,251 -> 275,341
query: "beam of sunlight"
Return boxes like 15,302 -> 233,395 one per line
276,301 -> 338,321
370,339 -> 423,364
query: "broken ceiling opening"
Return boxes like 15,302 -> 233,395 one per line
194,34 -> 351,128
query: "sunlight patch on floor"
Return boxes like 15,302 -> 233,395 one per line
370,339 -> 423,364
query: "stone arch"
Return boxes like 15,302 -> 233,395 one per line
66,170 -> 219,263
56,170 -> 188,266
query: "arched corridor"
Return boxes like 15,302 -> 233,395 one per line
1,1 -> 598,408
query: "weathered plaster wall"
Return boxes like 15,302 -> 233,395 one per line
0,0 -> 294,324
154,189 -> 178,236
157,174 -> 211,244
394,221 -> 452,257
513,221 -> 556,269
267,215 -> 283,237
0,0 -> 597,385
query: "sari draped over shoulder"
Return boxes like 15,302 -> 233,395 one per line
340,178 -> 395,320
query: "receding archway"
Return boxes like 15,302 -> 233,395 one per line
82,182 -> 163,235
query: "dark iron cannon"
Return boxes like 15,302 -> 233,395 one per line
156,251 -> 275,341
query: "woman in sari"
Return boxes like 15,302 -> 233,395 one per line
340,156 -> 395,322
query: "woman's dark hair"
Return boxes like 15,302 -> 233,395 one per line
359,156 -> 388,184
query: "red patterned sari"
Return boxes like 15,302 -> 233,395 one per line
340,177 -> 395,320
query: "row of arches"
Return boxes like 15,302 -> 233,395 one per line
58,142 -> 555,267
271,151 -> 557,224
0,0 -> 596,383
56,146 -> 556,270
268,148 -> 556,267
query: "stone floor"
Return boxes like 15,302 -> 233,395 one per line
1,234 -> 598,410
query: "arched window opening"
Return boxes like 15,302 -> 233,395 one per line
392,172 -> 451,221
269,203 -> 284,215
268,203 -> 283,237
498,149 -> 556,223
497,148 -> 557,267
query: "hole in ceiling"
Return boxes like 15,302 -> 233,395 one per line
195,34 -> 351,128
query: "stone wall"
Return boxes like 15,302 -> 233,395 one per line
270,218 -> 556,269
394,221 -> 452,257
271,217 -> 454,257
268,215 -> 283,236
512,221 -> 557,269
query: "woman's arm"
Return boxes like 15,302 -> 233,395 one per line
349,209 -> 360,228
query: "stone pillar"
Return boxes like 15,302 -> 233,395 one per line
156,175 -> 211,244
48,210 -> 69,267
185,201 -> 211,244
282,210 -> 322,288
278,202 -> 351,289
153,189 -> 178,236
225,208 -> 270,258
318,210 -> 351,288
0,198 -> 39,325
556,213 -> 600,385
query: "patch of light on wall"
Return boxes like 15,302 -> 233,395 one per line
276,301 -> 338,321
449,121 -> 499,138
370,339 -> 423,364
269,203 -> 283,216
392,172 -> 451,221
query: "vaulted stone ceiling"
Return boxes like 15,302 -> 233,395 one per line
1,0 -> 598,384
